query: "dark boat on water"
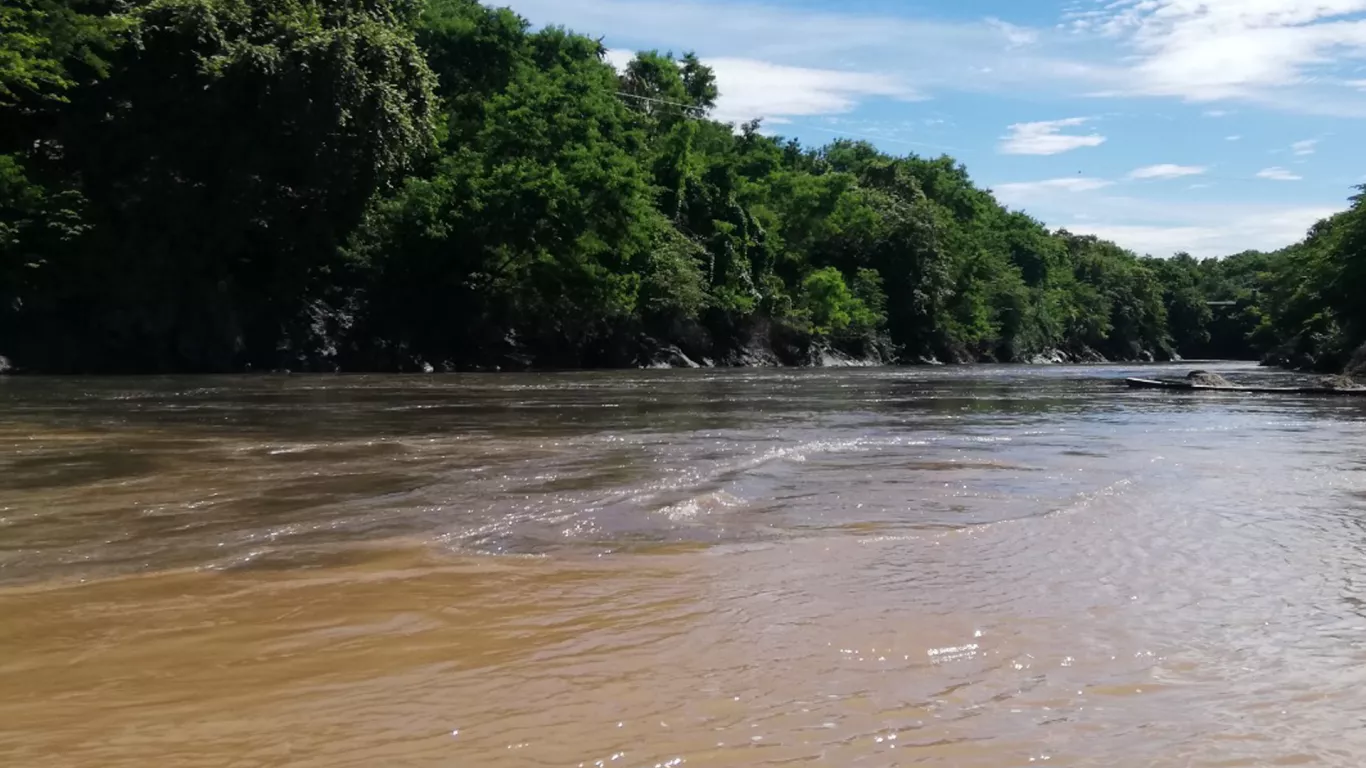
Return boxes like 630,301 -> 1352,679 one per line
1125,377 -> 1366,396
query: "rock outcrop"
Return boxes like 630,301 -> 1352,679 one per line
1024,345 -> 1109,365
1027,349 -> 1070,365
1320,374 -> 1365,391
644,344 -> 702,369
808,343 -> 881,368
1348,343 -> 1366,379
1186,370 -> 1233,387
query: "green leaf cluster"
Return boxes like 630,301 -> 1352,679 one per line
2,0 -> 1361,372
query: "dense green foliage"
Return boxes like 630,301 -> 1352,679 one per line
1189,195 -> 1366,372
1,0 -> 1361,372
2,0 -> 436,370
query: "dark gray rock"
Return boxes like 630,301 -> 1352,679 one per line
1073,345 -> 1108,363
645,344 -> 701,369
1028,349 -> 1068,365
1348,343 -> 1366,378
1186,370 -> 1233,387
1320,374 -> 1364,391
1025,345 -> 1108,365
809,343 -> 878,368
723,343 -> 780,367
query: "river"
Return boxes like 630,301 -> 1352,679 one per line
3,363 -> 1366,767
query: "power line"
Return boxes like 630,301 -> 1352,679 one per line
613,91 -> 961,154
616,93 -> 1349,178
615,91 -> 707,117
771,121 -> 961,154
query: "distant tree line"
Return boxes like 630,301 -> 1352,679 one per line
2,0 -> 1363,373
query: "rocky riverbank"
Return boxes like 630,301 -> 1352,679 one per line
1261,339 -> 1366,381
0,314 -> 1172,374
1348,343 -> 1366,379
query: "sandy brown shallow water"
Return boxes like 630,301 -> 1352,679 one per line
3,364 -> 1366,767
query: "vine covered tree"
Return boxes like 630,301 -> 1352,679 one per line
2,0 -> 1363,374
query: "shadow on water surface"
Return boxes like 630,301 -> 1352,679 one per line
1,450 -> 162,491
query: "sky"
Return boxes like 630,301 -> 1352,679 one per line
485,0 -> 1366,259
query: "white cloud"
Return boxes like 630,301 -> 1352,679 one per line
999,117 -> 1106,155
1069,215 -> 1324,258
1257,166 -> 1304,181
986,17 -> 1039,48
1226,135 -> 1243,141
1203,109 -> 1229,117
1292,138 -> 1320,155
1128,164 -> 1208,180
992,177 -> 1115,202
987,172 -> 1337,256
603,49 -> 635,71
606,50 -> 919,126
501,0 -> 1116,104
505,0 -> 1366,116
705,58 -> 921,124
1072,0 -> 1366,110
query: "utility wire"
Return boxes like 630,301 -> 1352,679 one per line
614,91 -> 961,154
615,94 -> 1351,184
773,121 -> 961,154
615,91 -> 707,116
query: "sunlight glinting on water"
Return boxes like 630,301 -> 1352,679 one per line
2,363 -> 1366,766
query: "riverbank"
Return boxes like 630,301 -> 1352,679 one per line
1258,340 -> 1366,380
0,318 -> 1173,375
0,341 -> 1165,375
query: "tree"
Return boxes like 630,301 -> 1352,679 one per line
5,0 -> 437,371
7,0 -> 1352,373
355,15 -> 655,366
1150,253 -> 1212,357
0,0 -> 127,105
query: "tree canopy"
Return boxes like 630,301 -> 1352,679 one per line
1,0 -> 1362,373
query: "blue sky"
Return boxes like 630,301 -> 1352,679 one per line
492,0 -> 1366,258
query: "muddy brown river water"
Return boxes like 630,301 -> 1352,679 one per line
3,363 -> 1366,767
